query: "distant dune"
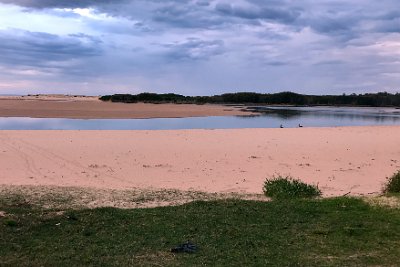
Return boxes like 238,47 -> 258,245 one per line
0,95 -> 250,119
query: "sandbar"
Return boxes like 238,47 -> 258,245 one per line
1,127 -> 399,197
0,95 -> 249,119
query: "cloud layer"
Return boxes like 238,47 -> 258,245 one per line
0,0 -> 399,95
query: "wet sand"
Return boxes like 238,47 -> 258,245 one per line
1,127 -> 399,197
0,95 -> 248,119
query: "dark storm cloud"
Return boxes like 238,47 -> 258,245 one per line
196,0 -> 210,7
0,29 -> 102,71
3,0 -> 300,29
215,3 -> 300,23
264,60 -> 290,66
152,3 -> 224,29
314,60 -> 346,66
160,38 -> 225,61
0,0 -> 126,9
379,10 -> 400,20
373,11 -> 400,33
223,0 -> 399,41
3,0 -> 399,35
5,0 -> 395,38
1,0 -> 399,94
309,17 -> 355,35
305,16 -> 361,43
2,0 -> 227,30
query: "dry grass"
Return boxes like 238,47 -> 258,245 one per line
364,195 -> 400,209
0,185 -> 266,210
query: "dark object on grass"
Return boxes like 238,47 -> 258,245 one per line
171,241 -> 198,253
263,176 -> 321,199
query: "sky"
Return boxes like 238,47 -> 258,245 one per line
0,0 -> 399,96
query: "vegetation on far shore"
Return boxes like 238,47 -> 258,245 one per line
100,91 -> 400,107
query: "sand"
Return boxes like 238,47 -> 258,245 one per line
0,95 -> 249,119
1,127 -> 399,198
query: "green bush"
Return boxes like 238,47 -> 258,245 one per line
263,176 -> 321,199
4,220 -> 17,227
383,171 -> 400,193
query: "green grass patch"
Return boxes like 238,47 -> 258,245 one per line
1,197 -> 400,266
383,171 -> 400,193
263,176 -> 321,199
4,219 -> 17,227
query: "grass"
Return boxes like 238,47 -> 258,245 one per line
1,196 -> 400,266
383,171 -> 400,193
263,176 -> 321,199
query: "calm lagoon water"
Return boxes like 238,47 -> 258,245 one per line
1,106 -> 400,130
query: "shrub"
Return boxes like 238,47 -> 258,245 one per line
263,176 -> 321,199
99,95 -> 112,101
5,220 -> 17,227
383,171 -> 400,193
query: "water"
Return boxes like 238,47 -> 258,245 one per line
1,106 -> 400,130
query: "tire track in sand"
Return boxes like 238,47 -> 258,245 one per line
0,133 -> 132,186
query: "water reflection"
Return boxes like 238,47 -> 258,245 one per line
1,106 -> 400,130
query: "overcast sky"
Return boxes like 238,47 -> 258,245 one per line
0,0 -> 399,95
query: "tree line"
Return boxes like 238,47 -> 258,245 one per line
99,91 -> 400,107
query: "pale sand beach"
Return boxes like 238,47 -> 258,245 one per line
0,95 -> 248,119
1,127 -> 399,199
